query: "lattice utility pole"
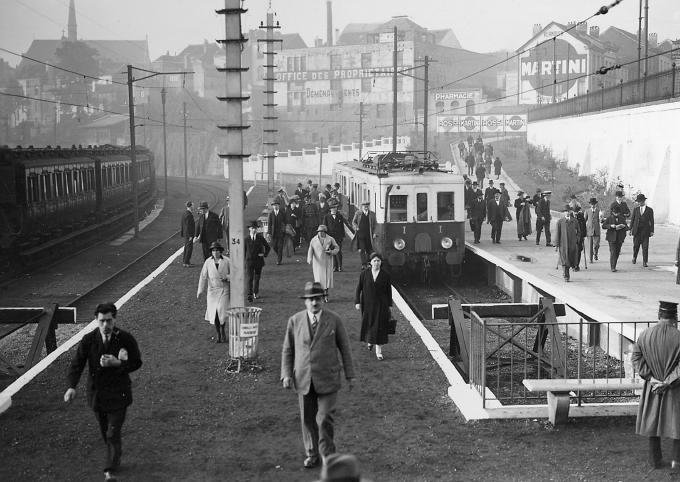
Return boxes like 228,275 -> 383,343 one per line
216,0 -> 249,307
258,4 -> 281,203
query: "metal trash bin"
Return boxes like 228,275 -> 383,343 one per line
227,307 -> 262,360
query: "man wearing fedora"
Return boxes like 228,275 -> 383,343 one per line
180,201 -> 195,267
610,190 -> 631,219
195,201 -> 222,260
535,191 -> 554,247
584,197 -> 601,263
267,200 -> 287,265
308,225 -> 340,302
244,221 -> 270,302
630,193 -> 654,267
352,201 -> 377,269
633,300 -> 680,471
281,281 -> 355,469
323,200 -> 346,272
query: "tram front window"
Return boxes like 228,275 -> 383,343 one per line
388,195 -> 408,222
416,193 -> 428,221
437,192 -> 455,221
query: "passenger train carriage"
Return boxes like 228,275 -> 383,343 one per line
334,151 -> 466,278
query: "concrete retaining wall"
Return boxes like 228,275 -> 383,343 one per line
527,100 -> 680,223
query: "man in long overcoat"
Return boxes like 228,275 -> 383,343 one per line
195,201 -> 222,260
584,197 -> 601,263
554,205 -> 579,282
267,200 -> 287,265
630,193 -> 655,267
535,191 -> 553,246
180,201 -> 195,266
302,197 -> 320,245
307,225 -> 339,302
64,302 -> 142,481
351,201 -> 377,268
323,201 -> 346,272
633,301 -> 680,470
469,190 -> 486,244
244,221 -> 270,302
486,191 -> 509,244
281,282 -> 355,469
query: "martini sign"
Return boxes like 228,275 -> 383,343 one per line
519,26 -> 589,104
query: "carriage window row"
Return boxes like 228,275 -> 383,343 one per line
26,167 -> 96,204
388,192 -> 455,222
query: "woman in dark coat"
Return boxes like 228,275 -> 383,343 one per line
354,252 -> 392,361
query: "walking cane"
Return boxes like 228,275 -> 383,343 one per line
582,242 -> 588,270
555,247 -> 560,270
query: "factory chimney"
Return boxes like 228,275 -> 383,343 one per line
327,0 -> 333,46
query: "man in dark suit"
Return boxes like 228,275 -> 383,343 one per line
281,282 -> 355,469
351,201 -> 377,268
244,221 -> 270,302
535,191 -> 554,246
195,201 -> 222,260
64,302 -> 142,482
469,190 -> 486,244
267,200 -> 287,265
180,201 -> 195,267
323,200 -> 346,272
484,180 -> 498,203
486,191 -> 509,244
630,193 -> 654,267
603,203 -> 628,272
610,190 -> 631,219
584,197 -> 601,262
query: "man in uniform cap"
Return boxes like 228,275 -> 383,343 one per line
633,300 -> 680,470
630,193 -> 654,267
281,282 -> 355,469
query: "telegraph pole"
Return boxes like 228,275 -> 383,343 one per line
423,55 -> 429,154
183,101 -> 188,195
259,6 -> 281,203
126,65 -> 139,237
358,101 -> 363,160
643,0 -> 649,102
161,87 -> 168,195
392,26 -> 398,153
217,0 -> 248,308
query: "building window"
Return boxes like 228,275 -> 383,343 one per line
450,101 -> 459,113
287,57 -> 294,71
397,50 -> 404,66
361,77 -> 373,93
331,54 -> 342,70
388,195 -> 408,222
361,52 -> 372,68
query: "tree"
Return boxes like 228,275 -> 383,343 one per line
54,41 -> 99,121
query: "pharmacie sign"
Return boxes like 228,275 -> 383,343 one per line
275,66 -> 402,82
434,91 -> 477,101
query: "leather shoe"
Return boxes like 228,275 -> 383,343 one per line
643,262 -> 648,267
104,472 -> 117,482
546,243 -> 555,247
303,456 -> 320,468
632,257 -> 637,264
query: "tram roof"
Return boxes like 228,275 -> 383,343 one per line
335,160 -> 464,185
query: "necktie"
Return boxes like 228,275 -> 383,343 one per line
104,334 -> 110,350
312,315 -> 318,337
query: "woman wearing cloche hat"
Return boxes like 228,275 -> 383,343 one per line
197,241 -> 231,343
307,225 -> 339,302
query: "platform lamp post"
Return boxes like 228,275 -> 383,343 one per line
161,87 -> 168,195
126,65 -> 192,237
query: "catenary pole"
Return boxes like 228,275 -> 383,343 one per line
126,65 -> 139,237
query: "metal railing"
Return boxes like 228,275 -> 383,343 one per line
529,65 -> 679,122
469,317 -> 654,407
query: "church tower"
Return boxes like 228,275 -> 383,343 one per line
67,0 -> 77,41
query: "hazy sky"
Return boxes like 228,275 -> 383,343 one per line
1,0 -> 678,67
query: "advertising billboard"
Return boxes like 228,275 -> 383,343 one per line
436,114 -> 527,133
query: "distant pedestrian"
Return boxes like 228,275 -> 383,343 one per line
267,200 -> 287,265
555,205 -> 579,282
573,205 -> 586,270
465,152 -> 475,176
610,191 -> 631,219
498,182 -> 510,207
219,195 -> 230,246
493,156 -> 502,179
486,191 -> 510,244
535,191 -> 553,247
632,300 -> 680,471
630,193 -> 654,268
197,241 -> 230,343
244,221 -> 270,302
307,225 -> 339,302
274,188 -> 289,215
475,163 -> 486,185
323,201 -> 346,272
469,190 -> 486,244
603,203 -> 628,272
195,201 -> 223,260
281,281 -> 356,469
351,201 -> 377,269
302,196 -> 320,245
309,184 -> 320,203
288,196 -> 303,250
181,201 -> 195,267
64,302 -> 142,482
484,180 -> 498,203
355,252 -> 393,361
295,182 -> 306,200
532,188 -> 542,206
317,194 -> 330,221
568,194 -> 581,211
584,197 -> 601,262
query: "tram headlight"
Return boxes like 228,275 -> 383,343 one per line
393,238 -> 406,251
440,236 -> 453,249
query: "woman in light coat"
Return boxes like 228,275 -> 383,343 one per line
307,224 -> 339,302
197,241 -> 231,342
